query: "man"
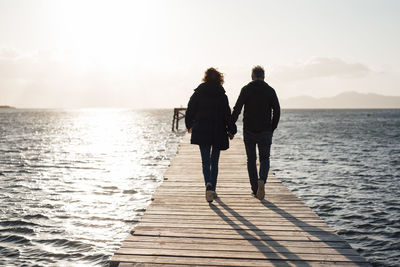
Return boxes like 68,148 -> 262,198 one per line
232,66 -> 280,200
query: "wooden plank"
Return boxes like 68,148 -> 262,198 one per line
123,235 -> 353,249
110,133 -> 370,266
150,199 -> 310,206
145,207 -> 316,214
114,248 -> 367,262
138,217 -> 330,226
134,223 -> 334,232
131,229 -> 344,242
114,255 -> 370,267
121,240 -> 359,256
141,211 -> 323,219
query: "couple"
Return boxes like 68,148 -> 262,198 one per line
185,66 -> 280,203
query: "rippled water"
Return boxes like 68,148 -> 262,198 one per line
0,109 -> 182,266
0,109 -> 399,266
272,109 -> 400,267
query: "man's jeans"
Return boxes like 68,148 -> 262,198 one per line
199,145 -> 221,191
244,130 -> 273,194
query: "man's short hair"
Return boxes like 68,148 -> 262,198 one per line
252,65 -> 265,79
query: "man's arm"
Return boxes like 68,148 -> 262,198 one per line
271,90 -> 280,131
232,87 -> 247,123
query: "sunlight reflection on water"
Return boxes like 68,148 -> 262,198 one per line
0,109 -> 183,266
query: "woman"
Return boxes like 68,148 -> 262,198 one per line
185,68 -> 237,202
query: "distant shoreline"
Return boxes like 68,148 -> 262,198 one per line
281,107 -> 400,110
0,105 -> 16,109
281,91 -> 400,109
0,107 -> 399,110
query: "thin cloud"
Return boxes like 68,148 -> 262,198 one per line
0,48 -> 19,59
272,57 -> 372,81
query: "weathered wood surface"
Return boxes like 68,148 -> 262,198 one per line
111,134 -> 370,266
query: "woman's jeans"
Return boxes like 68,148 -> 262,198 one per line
199,145 -> 220,191
244,130 -> 273,194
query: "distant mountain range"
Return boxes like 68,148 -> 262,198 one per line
281,92 -> 400,109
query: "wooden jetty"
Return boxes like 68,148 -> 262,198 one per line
111,134 -> 370,266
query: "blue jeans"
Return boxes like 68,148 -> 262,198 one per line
199,145 -> 220,191
244,130 -> 273,194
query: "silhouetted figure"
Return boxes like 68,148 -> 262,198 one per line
185,68 -> 237,202
232,66 -> 280,200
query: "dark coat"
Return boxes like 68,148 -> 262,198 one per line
232,80 -> 280,133
185,82 -> 237,150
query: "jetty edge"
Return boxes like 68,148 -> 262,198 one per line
110,133 -> 371,266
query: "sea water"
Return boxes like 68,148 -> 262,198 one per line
0,109 -> 399,266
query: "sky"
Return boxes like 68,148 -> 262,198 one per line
0,0 -> 399,108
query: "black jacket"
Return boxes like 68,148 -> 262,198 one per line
185,82 -> 237,150
232,80 -> 280,133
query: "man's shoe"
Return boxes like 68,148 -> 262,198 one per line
206,190 -> 214,202
206,183 -> 214,202
256,179 -> 265,200
213,191 -> 218,199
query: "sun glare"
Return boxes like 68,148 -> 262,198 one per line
49,1 -> 164,69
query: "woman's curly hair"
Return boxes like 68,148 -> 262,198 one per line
202,68 -> 224,85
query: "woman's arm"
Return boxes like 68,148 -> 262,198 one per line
185,92 -> 198,130
224,95 -> 237,136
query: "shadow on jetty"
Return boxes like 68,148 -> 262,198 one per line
210,198 -> 370,267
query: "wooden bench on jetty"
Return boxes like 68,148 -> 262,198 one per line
110,134 -> 370,266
